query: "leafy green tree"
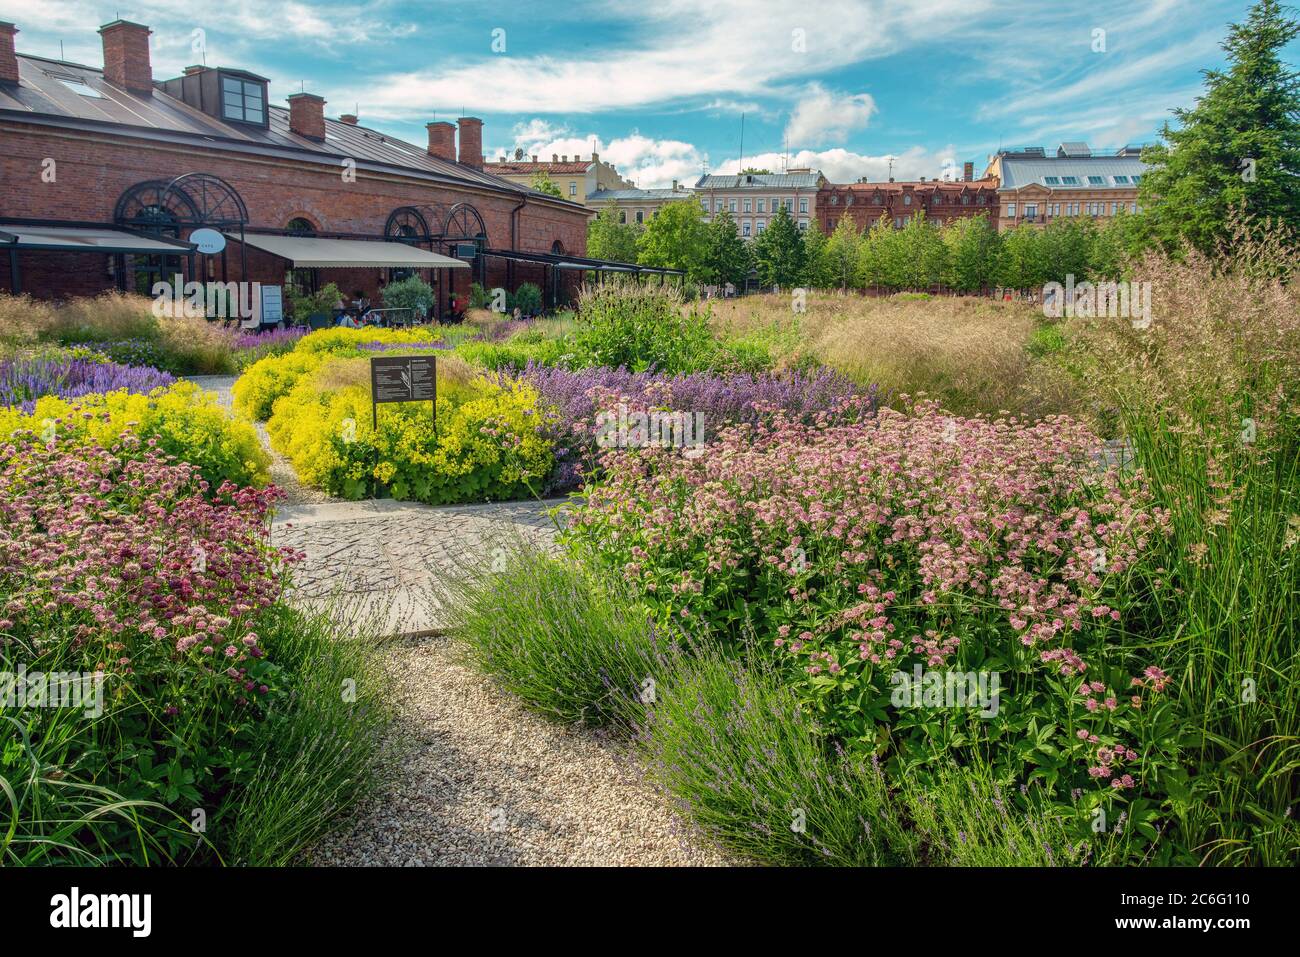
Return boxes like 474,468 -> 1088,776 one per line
587,205 -> 642,263
821,218 -> 863,289
996,224 -> 1049,290
859,215 -> 901,289
637,200 -> 709,280
751,205 -> 806,287
799,223 -> 831,288
897,213 -> 947,289
530,171 -> 564,198
1039,216 -> 1097,284
941,214 -> 1001,292
700,211 -> 752,287
1138,0 -> 1300,252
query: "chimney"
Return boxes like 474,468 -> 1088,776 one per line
591,151 -> 600,162
99,20 -> 152,94
427,121 -> 455,161
963,161 -> 974,182
339,113 -> 358,125
552,153 -> 558,162
457,116 -> 483,168
0,22 -> 18,85
287,92 -> 326,141
498,154 -> 506,162
530,154 -> 537,162
672,179 -> 679,190
561,154 -> 568,162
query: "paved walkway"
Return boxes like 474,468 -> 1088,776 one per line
187,375 -> 564,635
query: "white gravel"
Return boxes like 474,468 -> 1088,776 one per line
306,635 -> 732,866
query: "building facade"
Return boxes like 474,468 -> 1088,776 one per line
817,170 -> 1000,234
484,153 -> 632,205
0,19 -> 591,313
585,185 -> 692,224
985,144 -> 1148,230
693,171 -> 825,239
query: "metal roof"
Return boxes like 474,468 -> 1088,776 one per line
0,54 -> 582,206
694,172 -> 823,190
998,155 -> 1149,190
228,233 -> 470,269
587,189 -> 691,202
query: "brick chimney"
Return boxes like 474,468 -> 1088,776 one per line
0,22 -> 18,85
963,161 -> 974,182
457,117 -> 483,168
99,20 -> 153,94
287,92 -> 326,141
339,113 -> 358,125
427,121 -> 455,161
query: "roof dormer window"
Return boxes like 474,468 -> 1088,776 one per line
221,73 -> 266,125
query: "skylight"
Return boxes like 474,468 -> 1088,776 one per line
52,75 -> 104,99
1088,176 -> 1106,185
1113,175 -> 1130,184
1044,176 -> 1061,185
1061,176 -> 1080,185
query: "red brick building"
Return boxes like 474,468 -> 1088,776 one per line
0,19 -> 595,316
817,167 -> 1000,235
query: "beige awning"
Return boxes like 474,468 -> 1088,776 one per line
0,225 -> 194,254
229,233 -> 470,269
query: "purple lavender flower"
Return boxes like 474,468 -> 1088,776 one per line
0,357 -> 175,412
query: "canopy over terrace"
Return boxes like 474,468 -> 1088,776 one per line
0,221 -> 197,294
481,247 -> 684,309
226,233 -> 469,270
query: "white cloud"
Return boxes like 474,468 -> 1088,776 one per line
784,84 -> 877,146
337,0 -> 995,118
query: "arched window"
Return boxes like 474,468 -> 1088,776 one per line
284,218 -> 319,296
551,240 -> 566,255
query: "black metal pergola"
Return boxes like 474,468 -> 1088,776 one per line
480,247 -> 684,309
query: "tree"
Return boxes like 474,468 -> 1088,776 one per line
700,211 -> 752,287
822,217 -> 863,289
859,215 -> 900,289
530,171 -> 563,198
751,205 -> 806,287
1038,216 -> 1096,284
996,224 -> 1049,290
942,214 -> 1001,292
800,223 -> 832,288
637,200 -> 709,280
896,213 -> 947,290
587,205 -> 641,263
1138,0 -> 1300,252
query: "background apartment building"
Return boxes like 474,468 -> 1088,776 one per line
586,183 -> 692,224
817,162 -> 998,233
694,171 -> 826,239
985,143 -> 1149,230
485,151 -> 632,204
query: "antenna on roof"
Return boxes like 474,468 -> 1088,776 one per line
59,40 -> 64,60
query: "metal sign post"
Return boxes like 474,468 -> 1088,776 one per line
369,354 -> 437,432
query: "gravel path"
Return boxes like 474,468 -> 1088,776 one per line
307,635 -> 730,867
188,372 -> 727,866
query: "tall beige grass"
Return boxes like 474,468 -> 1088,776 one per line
709,292 -> 1050,416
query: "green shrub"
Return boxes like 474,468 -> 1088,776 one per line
568,285 -> 721,374
233,350 -> 328,421
454,338 -> 565,371
288,282 -> 343,322
224,602 -> 393,865
0,380 -> 269,489
381,276 -> 435,319
469,282 -> 490,309
442,542 -> 672,728
266,373 -> 554,504
512,282 -> 543,317
644,647 -> 906,866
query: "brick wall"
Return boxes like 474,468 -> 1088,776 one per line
0,120 -> 589,311
817,182 -> 1000,234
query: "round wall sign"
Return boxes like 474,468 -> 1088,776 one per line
190,228 -> 227,254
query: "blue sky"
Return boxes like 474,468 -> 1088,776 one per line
11,0 -> 1297,186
